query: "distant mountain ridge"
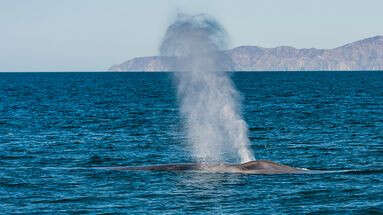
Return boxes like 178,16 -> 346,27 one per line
109,36 -> 383,71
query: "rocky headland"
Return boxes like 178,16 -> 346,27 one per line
109,36 -> 383,71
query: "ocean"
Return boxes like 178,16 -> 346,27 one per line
0,71 -> 382,214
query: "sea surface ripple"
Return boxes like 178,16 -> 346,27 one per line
0,71 -> 382,214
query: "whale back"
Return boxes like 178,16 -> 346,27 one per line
238,160 -> 302,173
100,160 -> 306,174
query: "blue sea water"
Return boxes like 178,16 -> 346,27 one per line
0,71 -> 382,214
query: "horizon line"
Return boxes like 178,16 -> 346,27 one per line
1,70 -> 383,73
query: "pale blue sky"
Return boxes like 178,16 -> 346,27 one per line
1,0 -> 382,71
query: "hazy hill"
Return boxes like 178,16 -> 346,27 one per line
109,36 -> 383,71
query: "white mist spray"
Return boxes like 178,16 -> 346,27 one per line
160,14 -> 254,163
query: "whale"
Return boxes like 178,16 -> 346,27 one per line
102,160 -> 309,174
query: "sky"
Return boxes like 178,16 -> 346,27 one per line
1,0 -> 382,72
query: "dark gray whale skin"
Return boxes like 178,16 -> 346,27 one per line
104,160 -> 308,174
